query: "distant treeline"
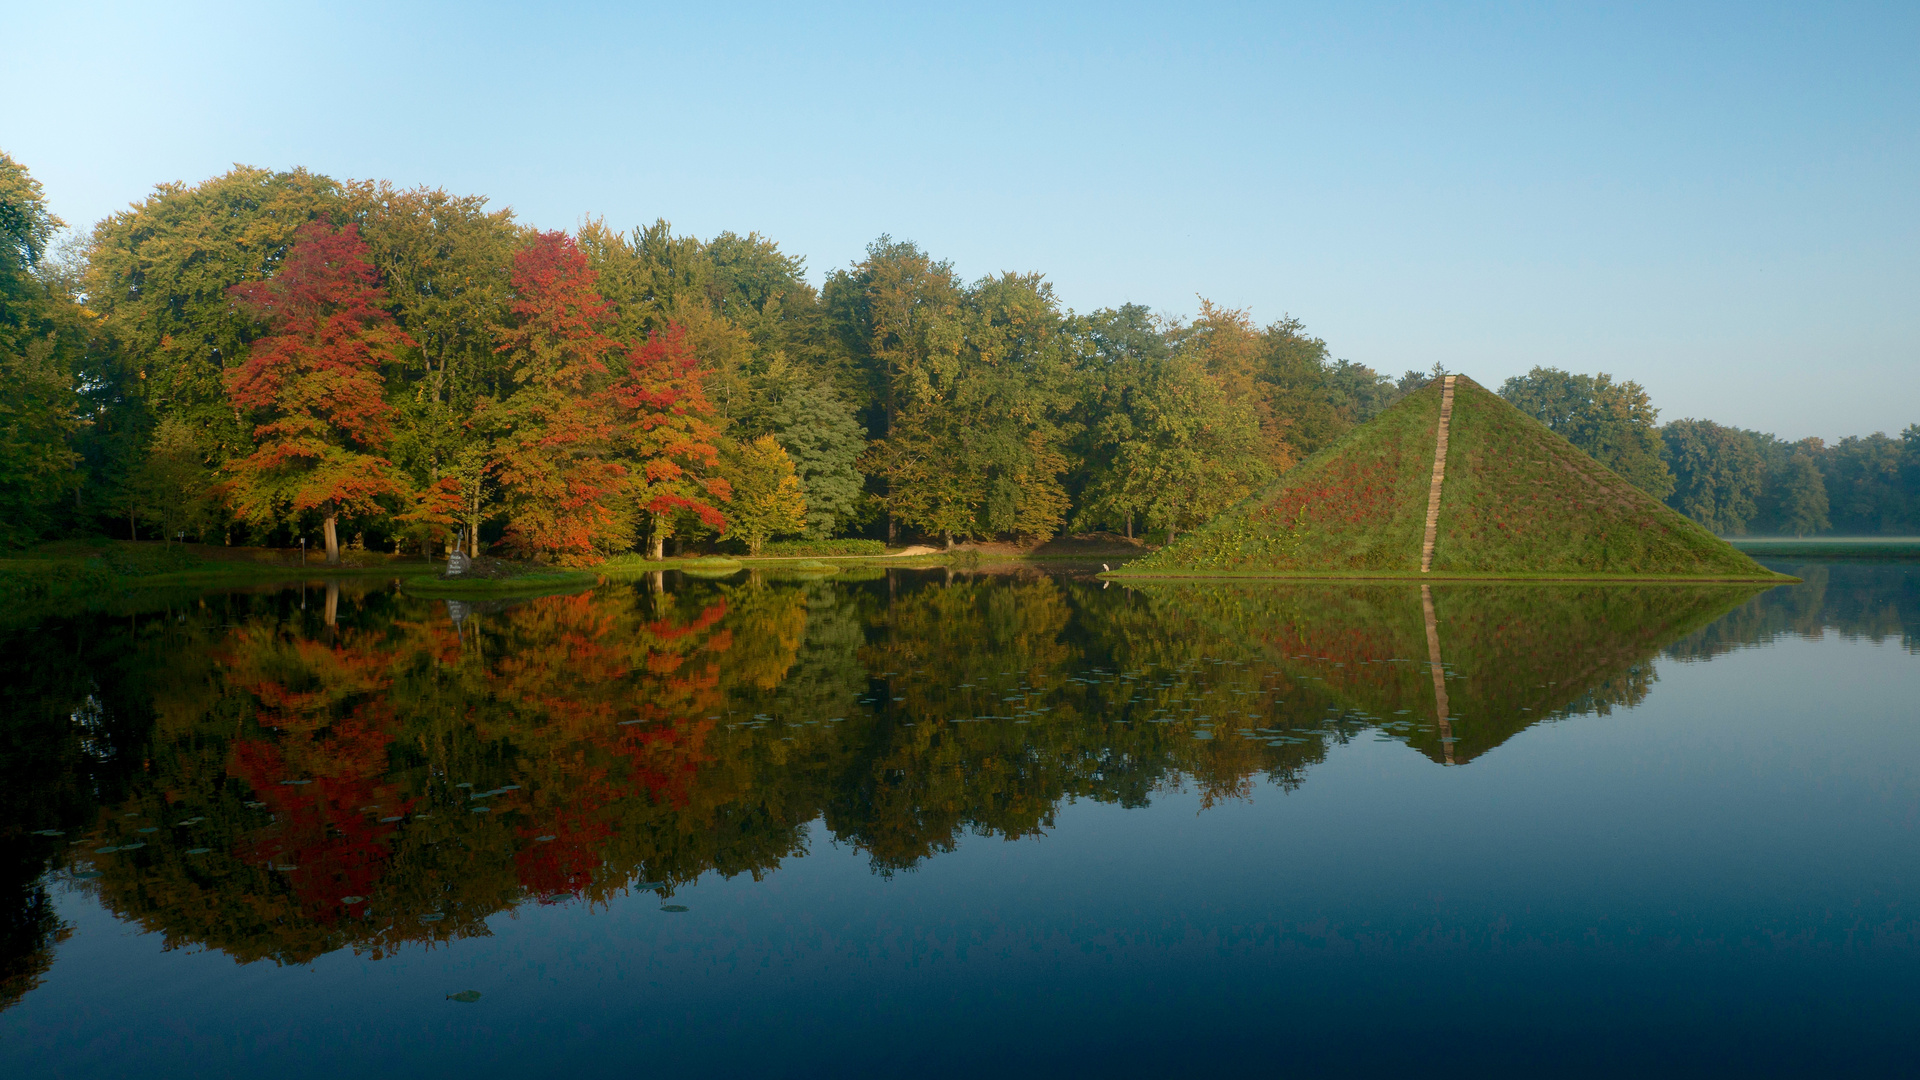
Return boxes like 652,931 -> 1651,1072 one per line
0,152 -> 1911,558
1497,368 -> 1919,537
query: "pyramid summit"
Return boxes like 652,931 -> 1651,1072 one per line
1120,375 -> 1781,580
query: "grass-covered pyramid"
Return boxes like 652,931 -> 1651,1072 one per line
1121,376 -> 1779,579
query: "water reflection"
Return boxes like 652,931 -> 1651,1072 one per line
10,564 -> 1897,1003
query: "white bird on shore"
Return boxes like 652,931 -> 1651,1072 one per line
1102,563 -> 1110,572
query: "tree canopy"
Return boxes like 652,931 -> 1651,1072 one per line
0,151 -> 1909,554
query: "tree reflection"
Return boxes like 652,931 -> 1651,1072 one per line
0,566 -> 1821,985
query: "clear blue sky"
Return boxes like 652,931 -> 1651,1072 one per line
7,1 -> 1915,440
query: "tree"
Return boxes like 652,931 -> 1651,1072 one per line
86,166 -> 342,477
1163,304 -> 1361,472
1500,367 -> 1675,499
1252,312 -> 1352,465
130,416 -> 215,543
825,237 -> 965,541
1825,432 -> 1913,534
1766,446 -> 1830,537
1062,304 -> 1169,537
394,476 -> 464,561
486,231 -> 630,563
224,222 -> 409,562
0,151 -> 83,547
1661,419 -> 1763,534
344,181 -> 524,556
1077,354 -> 1270,543
722,435 -> 806,554
1320,359 -> 1408,423
613,322 -> 730,559
866,270 -> 1075,545
0,336 -> 80,548
737,355 -> 866,538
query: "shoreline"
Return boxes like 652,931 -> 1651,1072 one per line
0,539 -> 1857,616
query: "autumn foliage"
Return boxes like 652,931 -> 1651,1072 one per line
487,233 -> 727,564
225,221 -> 411,561
616,322 -> 729,544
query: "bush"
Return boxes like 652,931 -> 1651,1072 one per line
760,539 -> 886,557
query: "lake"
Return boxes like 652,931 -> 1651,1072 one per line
2,560 -> 1916,1077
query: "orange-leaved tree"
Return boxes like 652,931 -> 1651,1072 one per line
394,476 -> 464,562
487,232 -> 631,563
613,322 -> 729,559
226,222 -> 410,562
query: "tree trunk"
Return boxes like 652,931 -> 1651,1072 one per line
323,514 -> 341,564
324,581 -> 339,628
469,487 -> 482,557
650,531 -> 666,561
1125,513 -> 1133,540
944,531 -> 952,550
1167,526 -> 1177,545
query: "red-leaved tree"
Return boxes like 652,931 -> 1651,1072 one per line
226,222 -> 410,562
615,323 -> 729,559
487,232 -> 629,563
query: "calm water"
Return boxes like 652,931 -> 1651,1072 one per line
2,561 -> 1916,1077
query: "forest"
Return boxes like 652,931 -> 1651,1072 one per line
2,151 -> 1915,561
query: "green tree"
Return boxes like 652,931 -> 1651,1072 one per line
825,237 -> 965,541
1166,304 -> 1362,472
737,356 -> 866,538
1253,313 -> 1353,465
1662,419 -> 1763,534
866,270 -> 1075,544
130,415 -> 215,543
1324,359 -> 1410,423
1500,367 -> 1675,498
1077,353 -> 1270,543
1825,432 -> 1912,534
1765,444 -> 1831,537
722,435 -> 807,554
0,151 -> 83,546
1062,303 -> 1171,537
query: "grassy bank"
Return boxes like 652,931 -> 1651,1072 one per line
0,541 -> 429,627
0,540 -> 409,594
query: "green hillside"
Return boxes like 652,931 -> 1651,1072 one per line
1120,376 -> 1782,580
